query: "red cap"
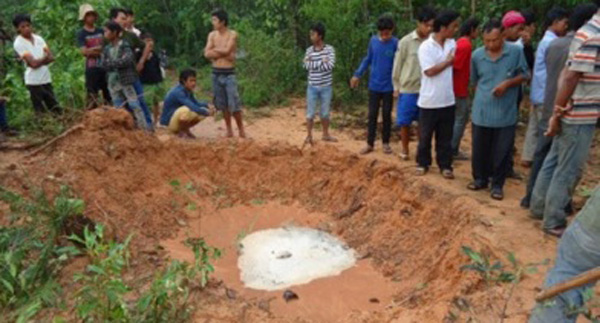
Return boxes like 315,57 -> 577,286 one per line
502,11 -> 526,28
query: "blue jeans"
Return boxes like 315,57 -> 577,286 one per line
530,122 -> 595,229
306,85 -> 332,120
110,84 -> 148,131
0,101 -> 8,131
529,218 -> 600,322
133,80 -> 154,130
451,97 -> 470,154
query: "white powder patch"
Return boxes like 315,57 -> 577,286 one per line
238,227 -> 356,291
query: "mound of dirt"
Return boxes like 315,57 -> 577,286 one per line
1,109 -> 490,321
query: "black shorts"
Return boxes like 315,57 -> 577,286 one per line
85,67 -> 108,94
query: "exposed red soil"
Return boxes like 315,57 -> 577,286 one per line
1,105 -> 597,322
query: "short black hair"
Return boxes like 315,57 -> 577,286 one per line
376,14 -> 395,31
595,0 -> 600,7
545,6 -> 570,28
212,8 -> 229,26
104,21 -> 123,34
310,22 -> 326,40
570,3 -> 598,31
12,14 -> 31,28
179,69 -> 197,84
416,6 -> 437,23
109,7 -> 127,20
482,18 -> 504,34
433,9 -> 460,33
124,8 -> 134,16
459,17 -> 480,37
521,9 -> 536,26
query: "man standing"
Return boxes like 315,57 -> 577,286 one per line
531,4 -> 600,237
303,22 -> 336,145
415,9 -> 459,179
451,17 -> 479,160
522,7 -> 569,167
522,3 -> 599,209
351,15 -> 398,155
139,32 -> 166,126
204,9 -> 245,138
468,19 -> 529,200
109,7 -> 154,130
101,21 -> 148,131
77,4 -> 111,109
392,6 -> 436,160
12,14 -> 61,115
124,8 -> 141,37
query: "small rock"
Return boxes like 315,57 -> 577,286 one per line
275,251 -> 292,259
226,288 -> 237,300
258,299 -> 271,312
369,298 -> 380,303
283,290 -> 299,302
176,218 -> 188,227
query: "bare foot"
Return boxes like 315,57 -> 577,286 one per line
226,130 -> 234,138
184,129 -> 196,139
239,129 -> 247,139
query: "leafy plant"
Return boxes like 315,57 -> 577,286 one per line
461,246 -> 516,286
566,288 -> 600,322
0,186 -> 83,322
70,225 -> 132,322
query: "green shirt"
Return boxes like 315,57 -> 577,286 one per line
577,186 -> 600,237
392,30 -> 425,93
470,43 -> 529,128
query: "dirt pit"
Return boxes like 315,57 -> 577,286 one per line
2,109 -> 505,322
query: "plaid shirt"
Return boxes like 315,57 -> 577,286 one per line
101,39 -> 138,86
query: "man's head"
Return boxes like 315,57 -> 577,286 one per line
433,10 -> 460,38
459,17 -> 480,39
521,9 -> 536,35
124,8 -> 134,29
310,22 -> 325,44
211,8 -> 228,30
570,3 -> 598,32
416,6 -> 436,38
502,11 -> 525,41
483,19 -> 504,52
140,32 -> 155,47
12,14 -> 32,38
104,21 -> 123,41
376,15 -> 395,41
79,4 -> 98,25
546,6 -> 570,36
179,69 -> 197,91
109,7 -> 128,28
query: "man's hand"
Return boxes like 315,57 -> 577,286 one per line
323,57 -> 329,63
393,90 -> 399,98
521,31 -> 532,45
350,76 -> 360,89
545,115 -> 561,137
136,62 -> 145,73
208,105 -> 217,116
446,50 -> 455,65
492,81 -> 508,97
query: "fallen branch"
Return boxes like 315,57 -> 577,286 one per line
26,124 -> 85,158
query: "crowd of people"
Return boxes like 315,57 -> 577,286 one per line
3,3 -> 600,322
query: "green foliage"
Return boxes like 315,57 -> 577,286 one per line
461,246 -> 517,286
136,238 -> 221,322
565,288 -> 600,322
0,186 -> 84,322
70,225 -> 131,322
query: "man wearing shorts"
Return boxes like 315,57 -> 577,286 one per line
392,6 -> 435,160
204,8 -> 245,138
303,22 -> 336,145
160,69 -> 213,138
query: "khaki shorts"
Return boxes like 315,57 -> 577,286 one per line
168,106 -> 205,133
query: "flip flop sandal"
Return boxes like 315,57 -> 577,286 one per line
415,167 -> 428,176
322,135 -> 338,142
360,146 -> 374,155
383,145 -> 393,155
491,189 -> 504,200
442,169 -> 455,179
398,152 -> 409,161
467,182 -> 488,191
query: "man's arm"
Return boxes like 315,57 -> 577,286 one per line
204,32 -> 221,59
179,95 -> 210,116
350,39 -> 373,88
423,54 -> 454,77
317,46 -> 335,72
102,44 -> 135,70
392,41 -> 405,93
493,50 -> 529,97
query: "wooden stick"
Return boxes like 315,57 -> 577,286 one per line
26,124 -> 84,158
536,267 -> 600,302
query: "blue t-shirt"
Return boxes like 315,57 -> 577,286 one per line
354,36 -> 398,92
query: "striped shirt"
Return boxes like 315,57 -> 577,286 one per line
565,12 -> 600,125
304,44 -> 335,87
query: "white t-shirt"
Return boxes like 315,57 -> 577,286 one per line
13,34 -> 52,86
417,36 -> 456,108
